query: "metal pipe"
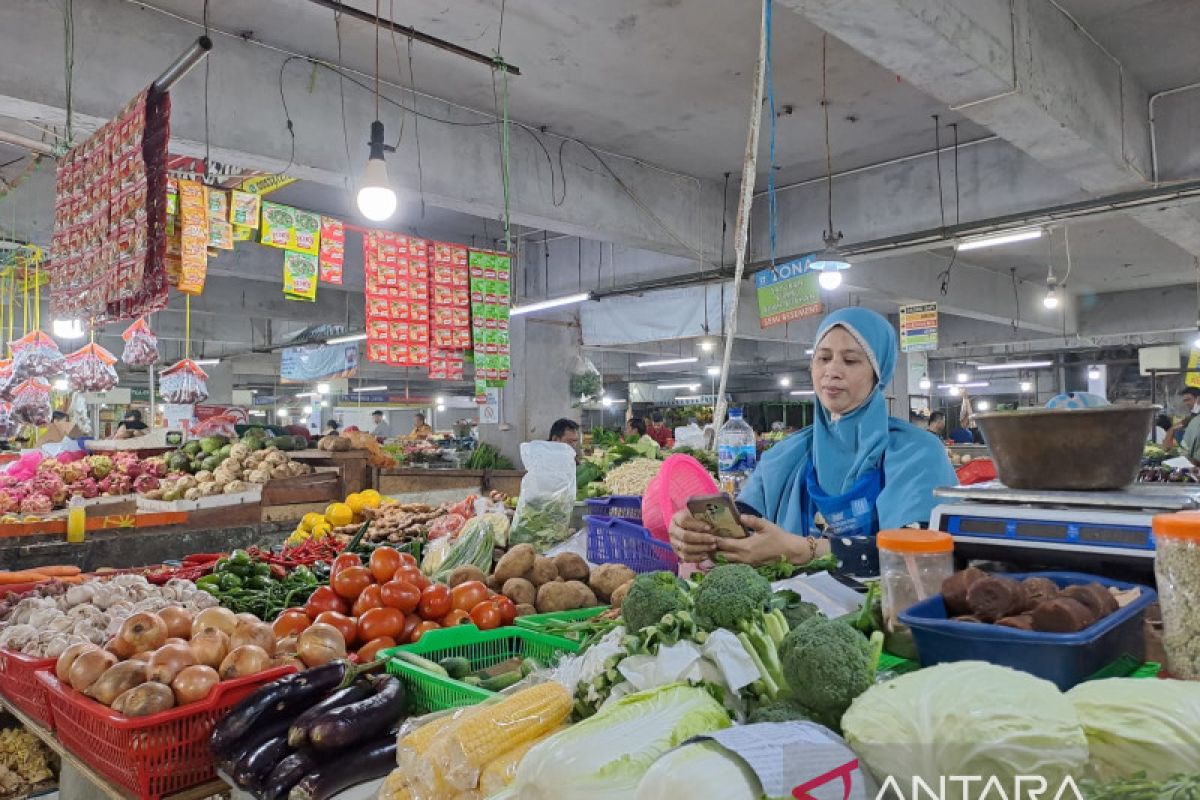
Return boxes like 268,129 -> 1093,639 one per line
302,0 -> 520,75
0,130 -> 55,157
1149,79 -> 1200,185
152,35 -> 212,92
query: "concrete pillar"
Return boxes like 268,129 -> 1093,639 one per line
203,363 -> 234,406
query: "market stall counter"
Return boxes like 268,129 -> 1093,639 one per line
289,449 -> 373,497
377,467 -> 524,502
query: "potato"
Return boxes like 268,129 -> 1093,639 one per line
564,580 -> 597,608
515,603 -> 537,617
526,556 -> 559,587
553,553 -> 590,582
485,573 -> 503,593
448,565 -> 488,588
609,580 -> 634,609
536,582 -> 581,613
494,544 -> 536,583
502,578 -> 536,607
589,563 -> 636,602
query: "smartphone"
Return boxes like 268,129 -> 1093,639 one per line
687,493 -> 748,539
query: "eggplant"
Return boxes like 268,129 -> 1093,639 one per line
263,750 -> 319,800
308,675 -> 407,752
286,681 -> 373,748
232,733 -> 292,792
222,714 -> 293,767
288,736 -> 398,800
212,661 -> 347,758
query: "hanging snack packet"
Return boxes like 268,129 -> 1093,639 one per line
159,358 -> 209,404
121,317 -> 160,366
65,343 -> 119,392
0,359 -> 13,401
11,379 -> 52,426
0,402 -> 15,438
11,331 -> 66,380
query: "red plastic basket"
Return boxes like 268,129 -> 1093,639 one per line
38,665 -> 293,799
0,648 -> 55,729
642,454 -> 719,542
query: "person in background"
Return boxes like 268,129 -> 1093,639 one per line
1153,413 -> 1172,446
548,418 -> 581,449
948,423 -> 974,444
406,412 -> 432,440
626,417 -> 647,439
324,419 -> 341,436
112,409 -> 149,439
38,411 -> 83,446
926,411 -> 947,439
372,410 -> 393,439
1175,388 -> 1200,459
646,411 -> 671,447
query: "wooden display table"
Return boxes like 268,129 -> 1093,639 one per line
377,467 -> 524,499
288,450 -> 373,495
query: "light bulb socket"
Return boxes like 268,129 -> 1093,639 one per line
367,120 -> 393,160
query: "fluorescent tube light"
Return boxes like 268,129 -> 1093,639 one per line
659,383 -> 700,390
295,392 -> 319,398
956,229 -> 1043,251
352,385 -> 388,392
975,361 -> 1053,371
194,358 -> 220,366
637,357 -> 699,368
706,366 -> 722,376
937,381 -> 990,389
789,390 -> 815,396
327,333 -> 367,344
509,292 -> 591,316
675,395 -> 706,401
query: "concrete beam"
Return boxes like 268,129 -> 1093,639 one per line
0,0 -> 726,261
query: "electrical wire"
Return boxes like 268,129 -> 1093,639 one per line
406,35 -> 425,217
951,122 -> 960,225
388,0 -> 406,148
63,0 -> 75,145
374,0 -> 381,121
202,0 -> 211,179
333,10 -> 355,201
933,115 -> 945,229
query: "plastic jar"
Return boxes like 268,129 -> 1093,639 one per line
1152,512 -> 1200,679
877,529 -> 955,659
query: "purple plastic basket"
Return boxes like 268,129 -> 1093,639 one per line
584,495 -> 643,521
585,515 -> 678,574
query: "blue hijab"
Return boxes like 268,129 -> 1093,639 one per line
740,307 -> 956,531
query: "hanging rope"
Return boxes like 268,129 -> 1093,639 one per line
764,0 -> 778,267
185,295 -> 192,358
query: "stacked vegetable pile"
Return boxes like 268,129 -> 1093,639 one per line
211,659 -> 408,800
164,429 -> 306,476
317,429 -> 397,468
0,451 -> 168,516
575,435 -> 717,500
193,548 -> 325,622
0,725 -> 56,796
147,441 -> 312,501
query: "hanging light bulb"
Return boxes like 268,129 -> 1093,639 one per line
1044,276 -> 1060,309
976,399 -> 990,411
957,371 -> 970,384
52,319 -> 84,339
779,377 -> 791,387
356,121 -> 397,222
1020,380 -> 1033,392
918,376 -> 931,391
1088,366 -> 1101,380
948,385 -> 961,396
817,264 -> 844,290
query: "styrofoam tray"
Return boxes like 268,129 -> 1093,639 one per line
135,484 -> 262,512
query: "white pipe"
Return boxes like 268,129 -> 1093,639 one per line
0,130 -> 55,157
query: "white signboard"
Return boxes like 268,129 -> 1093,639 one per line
478,388 -> 500,425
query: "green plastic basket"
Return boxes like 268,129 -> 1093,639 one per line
382,625 -> 581,713
513,606 -> 608,640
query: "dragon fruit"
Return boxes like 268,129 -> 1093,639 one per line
133,474 -> 160,493
87,455 -> 113,479
98,474 -> 132,496
122,460 -> 143,479
30,473 -> 67,506
68,478 -> 99,499
142,459 -> 167,479
19,493 -> 53,515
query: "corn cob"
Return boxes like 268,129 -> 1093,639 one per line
477,725 -> 567,797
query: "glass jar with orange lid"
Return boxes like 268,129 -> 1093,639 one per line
877,529 -> 955,659
1152,512 -> 1200,678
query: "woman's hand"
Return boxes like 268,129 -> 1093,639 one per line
714,515 -> 808,566
668,508 -> 717,563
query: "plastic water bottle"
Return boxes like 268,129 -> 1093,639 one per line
717,408 -> 757,495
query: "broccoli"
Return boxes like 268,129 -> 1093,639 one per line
693,563 -> 772,631
770,590 -> 823,630
779,617 -> 876,728
747,698 -> 817,725
621,571 -> 691,633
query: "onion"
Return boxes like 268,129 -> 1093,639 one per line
86,660 -> 148,706
119,612 -> 168,654
273,656 -> 305,672
130,650 -> 154,662
189,627 -> 230,669
172,664 -> 219,705
70,648 -> 117,692
164,637 -> 188,647
219,644 -> 271,680
296,623 -> 346,668
56,643 -> 97,682
274,636 -> 299,658
104,634 -> 136,660
235,612 -> 261,627
230,619 -> 275,657
158,607 -> 194,640
192,607 -> 237,637
147,642 -> 197,685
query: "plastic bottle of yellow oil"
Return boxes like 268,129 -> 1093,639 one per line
67,495 -> 86,543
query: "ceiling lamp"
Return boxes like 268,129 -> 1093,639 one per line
53,378 -> 68,391
601,396 -> 613,407
1019,380 -> 1033,392
956,371 -> 970,383
706,366 -> 722,376
814,35 -> 850,293
956,229 -> 1043,252
52,319 -> 84,339
779,377 -> 791,387
637,357 -> 698,368
948,385 -> 961,396
278,409 -> 288,419
1044,277 -> 1060,309
1088,366 -> 1101,380
918,376 -> 931,391
355,9 -> 397,222
698,337 -> 716,353
789,389 -> 815,396
659,383 -> 701,391
976,399 -> 990,411
976,361 -> 1053,370
317,383 -> 331,394
302,405 -> 313,415
509,292 -> 591,316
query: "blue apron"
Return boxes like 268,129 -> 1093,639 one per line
804,461 -> 883,577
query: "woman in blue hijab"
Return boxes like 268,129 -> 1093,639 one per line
669,307 -> 956,576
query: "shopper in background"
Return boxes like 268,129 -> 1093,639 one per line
38,411 -> 83,446
324,419 -> 340,436
947,424 -> 974,444
926,411 -> 947,439
669,307 -> 956,575
548,418 -> 581,448
626,417 -> 647,439
1176,388 -> 1200,460
646,411 -> 672,447
112,409 -> 149,439
1153,413 -> 1172,446
371,410 -> 393,439
405,412 -> 431,440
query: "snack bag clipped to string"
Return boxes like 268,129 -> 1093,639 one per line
0,359 -> 14,401
0,402 -> 15,439
159,359 -> 209,404
65,343 -> 119,392
120,317 -> 160,366
11,379 -> 52,426
10,331 -> 65,380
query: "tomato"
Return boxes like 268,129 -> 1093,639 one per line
380,580 -> 421,614
271,608 -> 312,638
357,636 -> 396,662
368,547 -> 403,583
491,595 -> 518,626
331,553 -> 363,577
418,584 -> 452,620
305,586 -> 348,619
358,606 -> 404,642
332,565 -> 374,600
400,613 -> 421,644
469,600 -> 502,631
450,580 -> 490,612
392,565 -> 429,590
440,608 -> 472,627
396,551 -> 418,568
314,611 -> 358,648
352,584 -> 384,617
410,621 -> 441,643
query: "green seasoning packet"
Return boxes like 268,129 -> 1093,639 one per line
283,250 -> 318,302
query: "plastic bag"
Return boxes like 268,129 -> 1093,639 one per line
65,343 -> 119,392
159,359 -> 209,403
509,441 -> 577,552
120,317 -> 160,366
0,402 -> 15,438
0,359 -> 13,401
11,379 -> 51,426
569,354 -> 603,407
10,331 -> 65,380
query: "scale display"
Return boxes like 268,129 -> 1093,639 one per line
940,513 -> 1154,551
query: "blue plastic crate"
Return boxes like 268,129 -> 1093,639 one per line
584,495 -> 643,521
899,571 -> 1156,691
584,515 -> 678,574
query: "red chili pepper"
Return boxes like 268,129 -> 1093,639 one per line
182,553 -> 223,565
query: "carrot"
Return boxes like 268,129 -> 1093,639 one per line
0,571 -> 51,584
36,565 -> 81,577
55,574 -> 84,584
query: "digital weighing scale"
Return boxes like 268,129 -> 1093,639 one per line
929,482 -> 1200,576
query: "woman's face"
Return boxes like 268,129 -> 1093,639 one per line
811,326 -> 876,416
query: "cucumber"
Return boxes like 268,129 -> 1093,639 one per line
462,676 -> 483,687
395,650 -> 449,677
480,670 -> 523,692
438,656 -> 472,679
520,657 -> 541,677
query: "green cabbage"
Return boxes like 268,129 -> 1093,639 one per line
634,741 -> 764,800
841,662 -> 1089,794
1068,678 -> 1200,781
512,683 -> 731,799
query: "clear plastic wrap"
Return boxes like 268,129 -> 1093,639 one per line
64,342 -> 119,392
11,379 -> 52,426
10,331 -> 66,380
0,402 -> 15,438
0,359 -> 13,401
120,317 -> 160,366
159,359 -> 209,404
